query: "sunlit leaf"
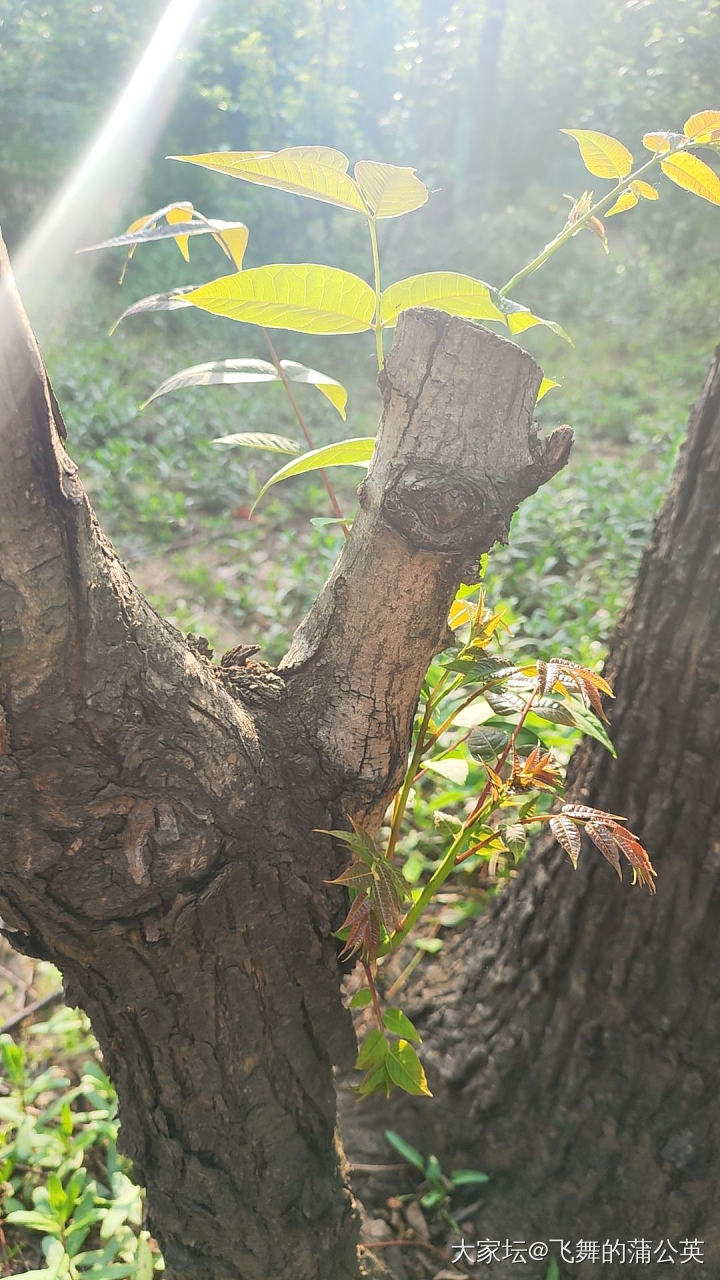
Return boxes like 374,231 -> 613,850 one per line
171,145 -> 367,213
660,152 -> 720,205
683,110 -> 720,142
108,286 -> 197,334
184,264 -> 376,334
379,271 -> 505,327
501,303 -> 574,345
562,129 -> 633,179
279,359 -> 348,418
424,757 -> 469,785
211,431 -> 301,454
642,132 -> 673,153
166,204 -> 191,261
354,160 -> 428,218
143,357 -> 347,418
605,191 -> 638,217
631,179 -> 659,200
385,1040 -> 432,1096
251,436 -> 375,510
537,377 -> 560,402
82,217 -> 248,262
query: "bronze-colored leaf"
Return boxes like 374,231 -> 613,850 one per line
550,815 -> 582,868
585,822 -> 622,880
562,803 -> 627,823
608,824 -> 657,894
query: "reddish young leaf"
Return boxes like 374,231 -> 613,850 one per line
562,803 -> 627,823
585,822 -> 622,880
608,824 -> 657,894
338,894 -> 374,959
550,815 -> 582,868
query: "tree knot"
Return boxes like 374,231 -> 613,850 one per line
380,462 -> 507,553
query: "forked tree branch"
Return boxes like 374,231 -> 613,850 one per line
282,308 -> 572,821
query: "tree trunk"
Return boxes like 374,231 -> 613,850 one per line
348,347 -> 720,1277
0,232 -> 571,1280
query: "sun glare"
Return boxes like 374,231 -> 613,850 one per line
14,0 -> 205,310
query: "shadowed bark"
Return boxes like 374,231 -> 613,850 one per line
342,346 -> 720,1279
0,230 -> 571,1280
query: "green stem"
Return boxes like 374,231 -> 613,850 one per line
378,825 -> 466,956
421,684 -> 488,754
260,329 -> 350,536
463,689 -> 538,829
362,958 -> 385,1030
385,697 -> 435,861
368,216 -> 385,370
499,149 -> 676,298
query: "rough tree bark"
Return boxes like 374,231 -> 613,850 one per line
0,232 -> 571,1280
345,347 -> 720,1278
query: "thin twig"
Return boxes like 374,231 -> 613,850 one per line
260,329 -> 350,535
0,987 -> 64,1036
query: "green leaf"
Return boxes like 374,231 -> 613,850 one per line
537,377 -> 560,402
5,1210 -> 61,1235
184,264 -> 376,334
310,516 -> 350,530
493,294 -> 573,344
279,359 -> 348,418
413,936 -> 443,953
136,1237 -> 155,1280
660,152 -> 720,205
450,1168 -> 490,1186
424,757 -> 469,785
252,437 -> 375,510
545,1260 -> 560,1280
357,1061 -> 392,1098
354,160 -> 428,218
145,358 -> 279,404
322,826 -> 378,866
355,1028 -> 388,1070
419,1188 -> 445,1209
605,191 -> 638,217
380,271 -> 505,327
81,216 -> 249,267
211,431 -> 302,455
109,286 -> 196,334
468,727 -> 508,762
434,810 -> 463,836
171,146 -> 367,213
384,1129 -> 427,1172
562,702 -> 617,755
349,988 -> 373,1009
382,1007 -> 421,1042
561,129 -> 633,178
145,357 -> 347,418
385,1040 -> 432,1096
